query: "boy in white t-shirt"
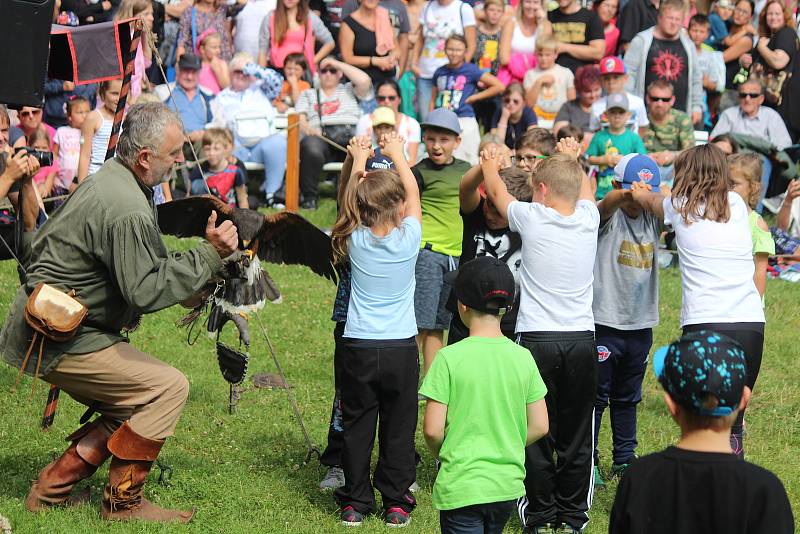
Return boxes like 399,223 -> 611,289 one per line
589,56 -> 648,134
523,36 -> 575,124
482,141 -> 600,534
411,0 -> 477,121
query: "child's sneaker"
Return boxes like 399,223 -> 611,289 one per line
610,462 -> 631,478
319,466 -> 345,491
340,506 -> 364,527
384,507 -> 411,528
593,465 -> 605,488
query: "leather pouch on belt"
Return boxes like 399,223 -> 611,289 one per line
16,283 -> 88,391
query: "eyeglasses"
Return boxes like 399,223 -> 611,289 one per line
20,109 -> 42,118
648,95 -> 672,102
734,7 -> 750,14
377,95 -> 398,102
513,154 -> 547,166
320,67 -> 339,75
738,92 -> 761,99
503,97 -> 522,104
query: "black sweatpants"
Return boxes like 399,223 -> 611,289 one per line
320,322 -> 345,468
334,337 -> 419,514
517,331 -> 597,531
683,322 -> 765,458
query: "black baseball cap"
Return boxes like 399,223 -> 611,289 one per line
653,331 -> 747,417
444,257 -> 515,315
178,53 -> 202,71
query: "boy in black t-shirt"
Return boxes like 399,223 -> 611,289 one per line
446,164 -> 531,345
609,331 -> 794,534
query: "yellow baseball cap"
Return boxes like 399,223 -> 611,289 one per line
372,106 -> 396,127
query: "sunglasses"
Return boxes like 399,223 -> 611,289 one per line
738,92 -> 761,99
648,95 -> 672,102
232,69 -> 245,75
320,67 -> 339,75
377,95 -> 398,102
503,97 -> 522,104
20,109 -> 42,118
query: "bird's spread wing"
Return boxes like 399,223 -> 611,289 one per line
156,196 -> 235,239
254,212 -> 337,283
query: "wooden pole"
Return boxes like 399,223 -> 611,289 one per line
285,113 -> 300,213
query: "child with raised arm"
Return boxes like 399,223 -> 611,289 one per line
420,255 -> 549,534
483,140 -> 600,534
591,154 -> 662,488
630,143 -> 765,459
331,131 -> 421,528
609,331 -> 794,534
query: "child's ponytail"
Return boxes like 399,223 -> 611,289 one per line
331,171 -> 366,264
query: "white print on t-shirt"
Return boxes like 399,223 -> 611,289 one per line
473,230 -> 522,295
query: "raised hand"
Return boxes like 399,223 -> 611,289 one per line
379,131 -> 407,162
205,211 -> 238,258
556,137 -> 581,159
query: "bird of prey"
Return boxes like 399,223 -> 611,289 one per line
156,195 -> 337,349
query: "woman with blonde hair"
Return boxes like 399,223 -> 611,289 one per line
497,0 -> 551,85
631,144 -> 766,459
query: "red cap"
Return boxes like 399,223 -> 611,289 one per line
599,56 -> 626,75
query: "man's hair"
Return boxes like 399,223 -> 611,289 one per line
203,127 -> 234,147
688,13 -> 710,27
742,76 -> 765,95
117,103 -> 184,168
532,154 -> 584,203
647,79 -> 675,95
229,51 -> 255,71
535,35 -> 559,53
515,128 -> 556,155
500,166 -> 532,202
556,124 -> 583,143
659,0 -> 687,15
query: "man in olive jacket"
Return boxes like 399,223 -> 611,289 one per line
0,103 -> 238,523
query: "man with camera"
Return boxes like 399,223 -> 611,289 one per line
0,102 -> 238,524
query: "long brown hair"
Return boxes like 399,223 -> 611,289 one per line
757,0 -> 796,37
671,144 -> 732,224
331,169 -> 406,263
274,0 -> 310,46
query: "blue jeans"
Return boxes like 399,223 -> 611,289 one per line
757,154 -> 772,213
234,133 -> 287,195
439,501 -> 515,534
416,77 -> 434,122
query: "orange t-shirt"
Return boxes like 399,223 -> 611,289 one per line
273,79 -> 311,108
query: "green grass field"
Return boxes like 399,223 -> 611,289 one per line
0,198 -> 797,533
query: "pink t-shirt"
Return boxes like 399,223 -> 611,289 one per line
33,163 -> 61,189
198,63 -> 223,95
53,125 -> 81,190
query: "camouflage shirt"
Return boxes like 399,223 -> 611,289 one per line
641,109 -> 695,153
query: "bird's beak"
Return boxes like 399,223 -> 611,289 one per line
242,239 -> 251,247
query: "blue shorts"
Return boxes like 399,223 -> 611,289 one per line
414,246 -> 459,331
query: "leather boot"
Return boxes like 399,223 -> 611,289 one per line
26,419 -> 112,511
101,422 -> 194,523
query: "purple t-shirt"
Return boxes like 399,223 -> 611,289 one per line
433,62 -> 484,118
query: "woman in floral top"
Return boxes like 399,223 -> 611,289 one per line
176,0 -> 245,62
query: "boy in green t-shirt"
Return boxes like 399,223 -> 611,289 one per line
585,93 -> 647,200
412,108 -> 473,375
420,256 -> 549,534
